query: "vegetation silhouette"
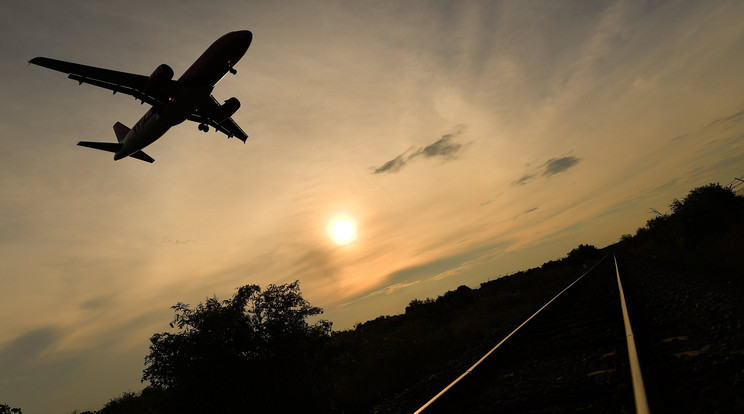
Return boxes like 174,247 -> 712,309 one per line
90,183 -> 741,413
138,281 -> 332,413
0,404 -> 22,414
621,183 -> 744,272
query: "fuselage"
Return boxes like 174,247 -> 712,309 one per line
114,30 -> 252,160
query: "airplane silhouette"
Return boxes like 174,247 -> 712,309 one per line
29,30 -> 253,163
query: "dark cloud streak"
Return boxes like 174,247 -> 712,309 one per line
418,134 -> 462,159
704,109 -> 744,130
0,328 -> 58,375
512,154 -> 582,185
512,173 -> 535,186
373,133 -> 464,174
542,156 -> 581,176
373,153 -> 410,174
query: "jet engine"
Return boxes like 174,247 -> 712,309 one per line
218,97 -> 241,121
144,64 -> 174,95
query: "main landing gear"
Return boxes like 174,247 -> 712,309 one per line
198,123 -> 209,132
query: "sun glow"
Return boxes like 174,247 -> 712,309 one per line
329,217 -> 356,244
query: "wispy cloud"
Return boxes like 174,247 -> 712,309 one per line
0,328 -> 59,378
373,132 -> 464,174
372,153 -> 410,174
512,155 -> 582,185
512,173 -> 535,186
432,263 -> 473,281
703,109 -> 744,130
363,281 -> 421,298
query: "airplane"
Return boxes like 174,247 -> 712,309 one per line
29,30 -> 253,163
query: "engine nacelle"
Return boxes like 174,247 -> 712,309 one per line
144,64 -> 174,95
218,97 -> 241,121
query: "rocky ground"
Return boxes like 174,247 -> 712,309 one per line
372,252 -> 743,413
618,253 -> 744,413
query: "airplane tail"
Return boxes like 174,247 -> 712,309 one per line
77,122 -> 154,163
113,122 -> 129,142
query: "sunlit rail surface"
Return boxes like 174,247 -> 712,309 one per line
416,255 -> 649,413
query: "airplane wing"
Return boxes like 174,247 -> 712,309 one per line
28,57 -> 178,108
187,95 -> 249,142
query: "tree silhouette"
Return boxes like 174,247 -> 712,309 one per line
0,404 -> 22,414
142,281 -> 332,413
622,183 -> 744,271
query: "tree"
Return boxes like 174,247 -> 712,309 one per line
0,404 -> 22,414
669,183 -> 744,244
565,244 -> 601,264
142,281 -> 332,413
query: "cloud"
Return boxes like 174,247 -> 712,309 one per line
362,281 -> 421,298
512,206 -> 540,221
512,173 -> 536,186
512,154 -> 582,185
372,153 -> 409,174
542,156 -> 581,176
419,134 -> 462,159
373,132 -> 464,174
432,261 -> 474,281
703,109 -> 744,130
291,248 -> 340,283
672,108 -> 744,142
162,237 -> 191,245
0,328 -> 59,378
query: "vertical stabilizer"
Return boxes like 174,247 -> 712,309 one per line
113,122 -> 130,142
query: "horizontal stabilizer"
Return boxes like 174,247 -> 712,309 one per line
78,141 -> 122,153
77,141 -> 154,163
130,150 -> 155,163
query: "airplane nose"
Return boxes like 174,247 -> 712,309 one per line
239,30 -> 253,45
231,30 -> 252,43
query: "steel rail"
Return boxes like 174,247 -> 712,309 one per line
614,254 -> 651,414
414,255 -> 608,414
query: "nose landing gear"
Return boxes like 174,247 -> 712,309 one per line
198,123 -> 209,132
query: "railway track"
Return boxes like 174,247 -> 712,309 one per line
415,255 -> 645,413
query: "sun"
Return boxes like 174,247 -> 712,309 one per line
329,217 -> 356,244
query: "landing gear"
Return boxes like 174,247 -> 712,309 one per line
229,67 -> 237,75
198,123 -> 209,132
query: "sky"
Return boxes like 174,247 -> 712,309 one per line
1,0 -> 744,412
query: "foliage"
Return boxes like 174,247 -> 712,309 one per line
0,404 -> 22,414
621,183 -> 744,271
565,244 -> 602,264
96,391 -> 158,414
141,281 -> 332,413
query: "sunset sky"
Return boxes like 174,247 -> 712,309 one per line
2,1 -> 744,412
